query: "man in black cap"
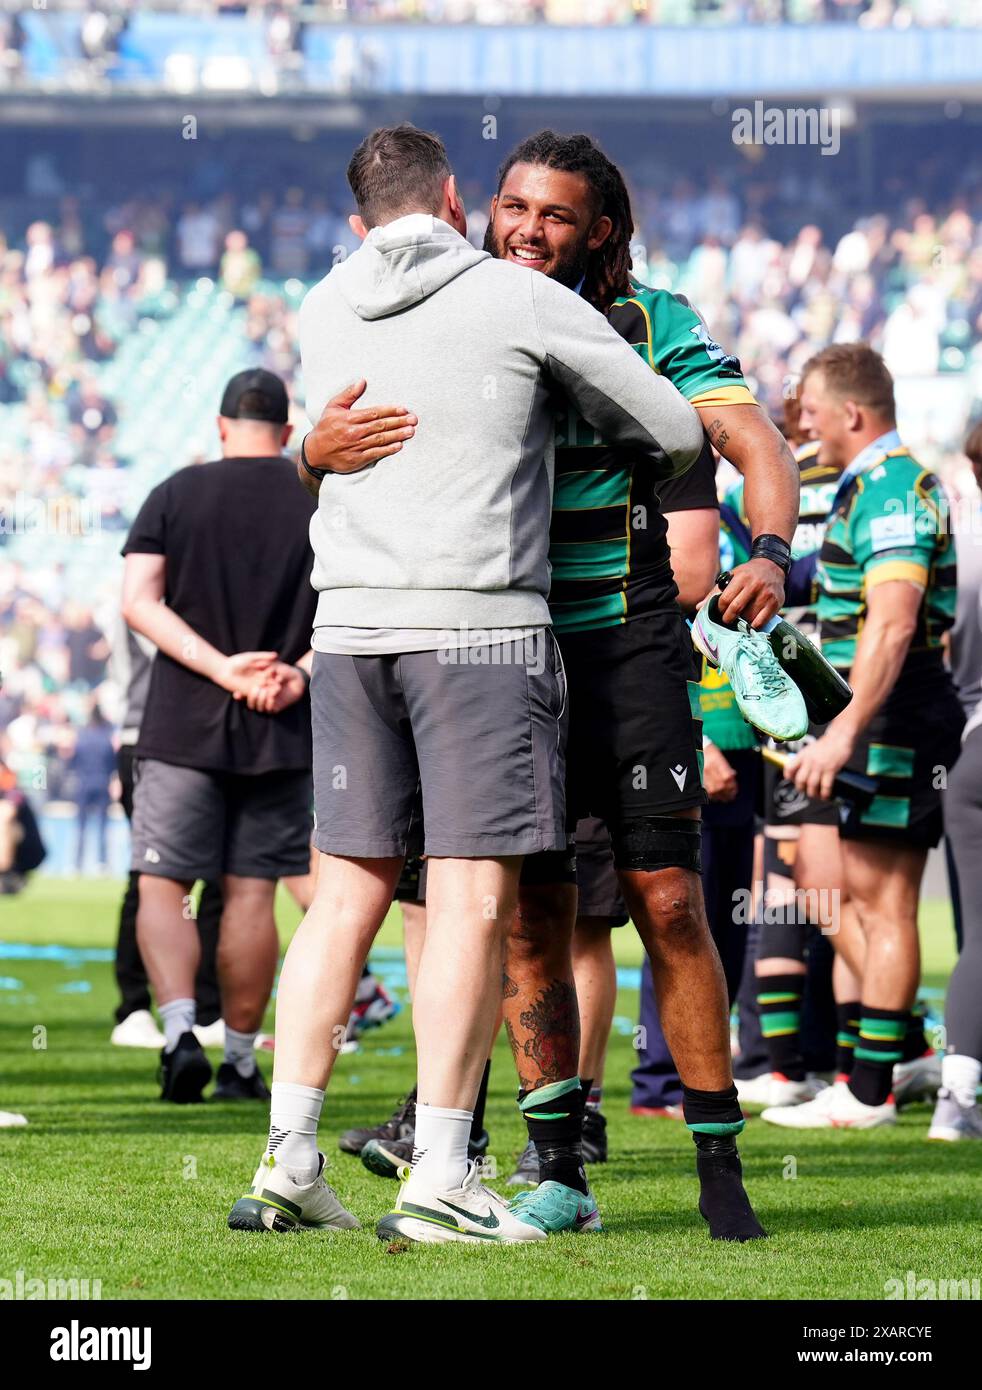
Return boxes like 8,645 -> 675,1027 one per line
121,369 -> 318,1103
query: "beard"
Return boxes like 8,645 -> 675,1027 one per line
483,217 -> 592,290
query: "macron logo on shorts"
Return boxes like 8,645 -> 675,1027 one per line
670,764 -> 688,792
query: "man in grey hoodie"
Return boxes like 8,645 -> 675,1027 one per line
227,125 -> 703,1245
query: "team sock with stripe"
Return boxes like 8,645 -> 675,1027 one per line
519,1076 -> 588,1196
835,1000 -> 861,1078
849,1006 -> 906,1107
757,973 -> 806,1081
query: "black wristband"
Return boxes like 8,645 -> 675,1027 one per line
751,534 -> 792,575
300,434 -> 330,480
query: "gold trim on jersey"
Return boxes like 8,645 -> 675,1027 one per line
865,560 -> 929,590
689,385 -> 758,409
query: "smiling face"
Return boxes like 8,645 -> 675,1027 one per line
799,369 -> 855,470
487,162 -> 612,288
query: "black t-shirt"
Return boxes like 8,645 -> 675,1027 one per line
122,456 -> 318,775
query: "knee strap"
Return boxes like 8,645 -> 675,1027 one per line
613,816 -> 702,874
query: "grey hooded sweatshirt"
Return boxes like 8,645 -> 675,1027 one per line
300,214 -> 703,633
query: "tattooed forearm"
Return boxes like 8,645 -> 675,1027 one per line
502,970 -> 518,1000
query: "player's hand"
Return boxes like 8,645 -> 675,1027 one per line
716,557 -> 786,628
215,651 -> 278,697
703,743 -> 738,802
305,380 -> 417,475
784,725 -> 854,802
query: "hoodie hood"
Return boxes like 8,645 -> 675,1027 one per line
332,214 -> 489,321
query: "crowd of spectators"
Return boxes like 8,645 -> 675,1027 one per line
3,0 -> 981,44
1,151 -> 981,821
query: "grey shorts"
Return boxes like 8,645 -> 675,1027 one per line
131,758 -> 313,882
310,635 -> 567,858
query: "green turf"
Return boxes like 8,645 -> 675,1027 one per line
1,879 -> 977,1301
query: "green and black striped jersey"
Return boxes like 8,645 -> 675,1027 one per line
547,281 -> 754,635
817,442 -> 957,683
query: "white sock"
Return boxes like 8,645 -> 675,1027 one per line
224,1026 -> 258,1078
942,1053 -> 981,1110
159,998 -> 195,1053
407,1104 -> 473,1192
267,1082 -> 324,1183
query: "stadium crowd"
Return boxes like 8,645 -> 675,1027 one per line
4,0 -> 981,37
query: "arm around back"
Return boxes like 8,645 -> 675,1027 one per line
529,272 -> 704,479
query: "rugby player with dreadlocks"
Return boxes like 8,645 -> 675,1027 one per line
305,131 -> 798,1241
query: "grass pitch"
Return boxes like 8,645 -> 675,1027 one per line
1,878 -> 978,1302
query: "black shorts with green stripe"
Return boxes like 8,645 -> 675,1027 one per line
837,665 -> 964,849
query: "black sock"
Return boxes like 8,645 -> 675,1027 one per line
757,973 -> 805,1081
901,1005 -> 930,1063
471,1059 -> 491,1140
579,1076 -> 593,1101
849,1005 -> 906,1107
835,1000 -> 861,1078
682,1085 -> 765,1242
519,1076 -> 587,1196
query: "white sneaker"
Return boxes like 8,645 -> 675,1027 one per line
761,1080 -> 896,1129
228,1152 -> 360,1232
736,1072 -> 827,1108
110,1009 -> 165,1049
0,1110 -> 28,1127
893,1052 -> 942,1108
928,1092 -> 982,1142
377,1161 -> 547,1245
192,1019 -> 226,1049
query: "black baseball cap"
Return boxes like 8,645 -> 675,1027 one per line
219,368 -> 290,424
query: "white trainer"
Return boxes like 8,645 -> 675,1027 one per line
761,1080 -> 896,1129
736,1072 -> 827,1108
192,1019 -> 226,1049
377,1161 -> 547,1245
892,1052 -> 942,1108
110,1009 -> 166,1049
928,1092 -> 982,1142
0,1110 -> 28,1127
228,1152 -> 360,1232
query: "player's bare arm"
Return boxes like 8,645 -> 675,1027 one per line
786,578 -> 921,800
702,402 -> 798,627
301,378 -> 417,490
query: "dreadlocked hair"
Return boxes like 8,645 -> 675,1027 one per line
494,130 -> 635,314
